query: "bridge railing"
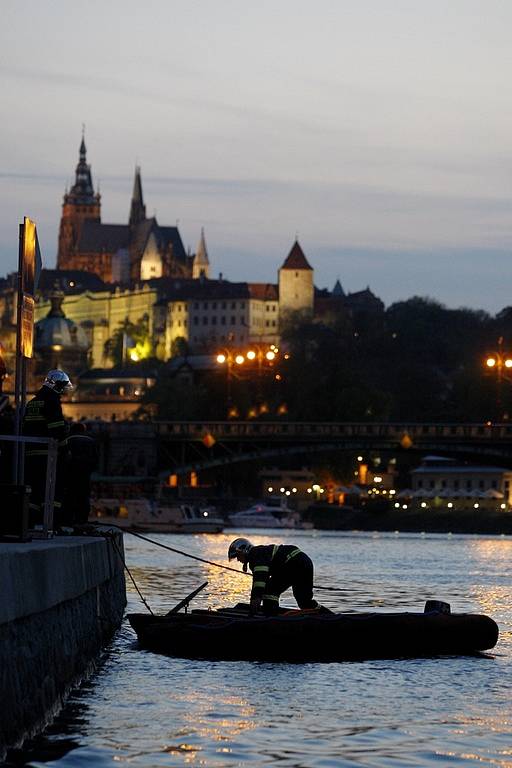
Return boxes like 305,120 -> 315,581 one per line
153,421 -> 512,441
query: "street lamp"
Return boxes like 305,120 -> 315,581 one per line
485,355 -> 512,373
484,337 -> 512,420
484,337 -> 512,377
216,344 -> 284,418
216,350 -> 246,418
245,345 -> 278,412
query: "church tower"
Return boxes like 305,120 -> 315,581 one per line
278,239 -> 314,320
192,228 -> 210,279
129,166 -> 146,227
57,134 -> 101,269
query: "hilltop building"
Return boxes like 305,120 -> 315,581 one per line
0,135 -> 385,392
278,240 -> 314,319
56,137 -> 194,284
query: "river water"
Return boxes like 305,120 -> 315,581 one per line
9,530 -> 512,767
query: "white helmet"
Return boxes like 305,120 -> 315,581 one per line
228,537 -> 253,561
43,369 -> 74,394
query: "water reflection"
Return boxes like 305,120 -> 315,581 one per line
18,530 -> 512,767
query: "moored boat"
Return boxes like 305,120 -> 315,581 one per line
128,602 -> 499,662
91,498 -> 224,533
228,496 -> 311,528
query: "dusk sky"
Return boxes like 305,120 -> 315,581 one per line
1,0 -> 512,312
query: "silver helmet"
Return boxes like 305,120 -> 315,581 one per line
43,369 -> 74,394
228,537 -> 253,563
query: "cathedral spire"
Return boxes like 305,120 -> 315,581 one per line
68,131 -> 96,204
57,132 -> 101,270
193,227 -> 210,279
79,125 -> 86,162
129,165 -> 146,226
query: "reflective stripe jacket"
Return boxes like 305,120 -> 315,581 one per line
247,544 -> 302,601
22,387 -> 69,454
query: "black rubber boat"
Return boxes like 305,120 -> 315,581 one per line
128,596 -> 499,662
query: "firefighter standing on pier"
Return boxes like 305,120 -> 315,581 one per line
22,369 -> 73,527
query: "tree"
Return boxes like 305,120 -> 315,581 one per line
171,336 -> 189,358
104,318 -> 153,366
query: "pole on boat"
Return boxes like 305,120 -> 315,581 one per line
165,581 -> 208,616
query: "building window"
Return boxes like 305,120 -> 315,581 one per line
212,302 -> 217,309
178,305 -> 182,312
212,317 -> 217,325
203,302 -> 208,309
479,480 -> 485,489
466,480 -> 472,490
417,480 -> 423,488
266,305 -> 270,312
491,480 -> 497,489
193,302 -> 199,309
194,317 -> 198,325
221,317 -> 226,325
231,316 -> 236,324
203,317 -> 208,325
231,302 -> 236,309
221,302 -> 226,309
240,302 -> 245,308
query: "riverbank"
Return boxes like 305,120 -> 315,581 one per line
308,504 -> 512,534
0,531 -> 126,760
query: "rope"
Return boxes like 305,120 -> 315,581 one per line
99,529 -> 155,615
94,524 -> 346,592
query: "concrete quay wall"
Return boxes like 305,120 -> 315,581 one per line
0,532 -> 126,759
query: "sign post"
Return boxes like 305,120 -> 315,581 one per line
13,217 -> 41,484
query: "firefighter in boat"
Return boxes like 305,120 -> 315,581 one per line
22,369 -> 73,527
228,537 -> 320,615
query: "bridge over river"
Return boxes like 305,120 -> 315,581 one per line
91,421 -> 512,478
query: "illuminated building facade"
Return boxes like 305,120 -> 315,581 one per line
56,137 -> 192,284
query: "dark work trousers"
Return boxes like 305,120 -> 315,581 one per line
262,551 -> 317,615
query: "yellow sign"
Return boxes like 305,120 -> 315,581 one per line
21,295 -> 35,358
21,217 -> 39,297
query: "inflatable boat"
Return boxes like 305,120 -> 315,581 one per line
128,596 -> 499,662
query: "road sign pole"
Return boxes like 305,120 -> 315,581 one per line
13,223 -> 25,485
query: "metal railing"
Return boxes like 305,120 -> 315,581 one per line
0,435 -> 58,537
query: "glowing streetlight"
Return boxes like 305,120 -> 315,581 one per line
484,337 -> 512,419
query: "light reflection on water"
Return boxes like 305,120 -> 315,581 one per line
10,530 -> 512,767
